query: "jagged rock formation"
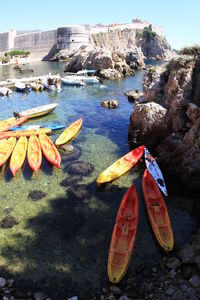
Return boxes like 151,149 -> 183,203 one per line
128,53 -> 200,190
63,45 -> 144,79
136,28 -> 175,60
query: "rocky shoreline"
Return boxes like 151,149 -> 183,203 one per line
128,52 -> 200,191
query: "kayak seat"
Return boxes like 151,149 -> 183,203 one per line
117,220 -> 136,231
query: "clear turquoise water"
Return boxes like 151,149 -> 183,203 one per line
0,61 -> 196,298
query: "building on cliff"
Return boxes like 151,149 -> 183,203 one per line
0,19 -> 163,57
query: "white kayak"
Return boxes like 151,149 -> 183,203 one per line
13,103 -> 58,119
144,147 -> 168,196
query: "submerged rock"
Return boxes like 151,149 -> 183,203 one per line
59,144 -> 74,155
1,216 -> 19,228
60,175 -> 83,187
101,100 -> 119,109
28,190 -> 47,201
66,161 -> 94,176
67,184 -> 92,200
61,145 -> 82,164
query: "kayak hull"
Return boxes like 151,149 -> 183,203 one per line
0,137 -> 16,167
10,136 -> 28,176
0,128 -> 51,140
0,116 -> 28,132
27,135 -> 42,173
142,169 -> 174,252
55,117 -> 82,146
10,124 -> 65,131
39,133 -> 61,168
97,145 -> 145,186
107,185 -> 139,283
16,103 -> 58,119
144,147 -> 168,196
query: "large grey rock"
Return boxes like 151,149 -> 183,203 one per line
129,101 -> 167,146
98,68 -> 122,80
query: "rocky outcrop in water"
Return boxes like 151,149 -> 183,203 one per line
63,45 -> 144,79
129,53 -> 200,190
101,99 -> 119,108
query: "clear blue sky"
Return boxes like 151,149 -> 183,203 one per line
0,0 -> 199,49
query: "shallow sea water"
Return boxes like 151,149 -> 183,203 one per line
0,61 -> 197,298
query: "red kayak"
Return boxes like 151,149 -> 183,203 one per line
0,116 -> 28,132
107,184 -> 139,283
142,169 -> 174,252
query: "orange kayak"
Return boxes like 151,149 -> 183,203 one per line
97,145 -> 145,186
39,133 -> 61,168
0,128 -> 51,140
55,117 -> 82,146
0,137 -> 16,167
142,169 -> 174,252
0,116 -> 28,132
10,136 -> 28,176
27,135 -> 42,173
107,185 -> 139,283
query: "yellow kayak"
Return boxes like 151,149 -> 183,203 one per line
0,128 -> 51,140
55,117 -> 82,146
27,135 -> 42,173
15,103 -> 58,119
10,136 -> 28,176
0,137 -> 16,167
97,145 -> 145,186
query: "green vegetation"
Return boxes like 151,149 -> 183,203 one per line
179,45 -> 200,57
0,56 -> 10,63
143,26 -> 157,40
5,50 -> 30,58
136,29 -> 143,38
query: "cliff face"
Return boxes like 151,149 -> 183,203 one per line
135,28 -> 175,60
128,54 -> 200,190
91,28 -> 176,60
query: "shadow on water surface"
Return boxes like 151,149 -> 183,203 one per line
0,174 -> 196,299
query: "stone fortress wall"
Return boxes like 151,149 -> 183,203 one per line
0,18 -> 163,55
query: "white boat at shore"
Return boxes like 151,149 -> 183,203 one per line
64,70 -> 100,84
15,82 -> 31,92
61,77 -> 86,86
0,87 -> 12,96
